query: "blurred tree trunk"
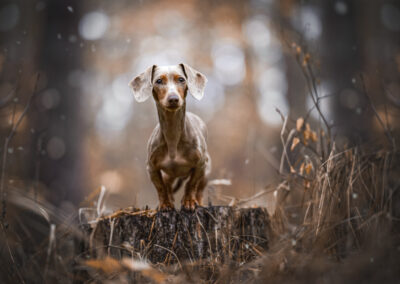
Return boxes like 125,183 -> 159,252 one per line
35,0 -> 84,204
358,1 -> 400,147
320,0 -> 365,144
0,1 -> 40,192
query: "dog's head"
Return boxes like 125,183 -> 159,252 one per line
129,64 -> 207,111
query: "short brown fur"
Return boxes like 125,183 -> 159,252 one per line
130,64 -> 210,211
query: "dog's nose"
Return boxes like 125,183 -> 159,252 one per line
167,94 -> 179,105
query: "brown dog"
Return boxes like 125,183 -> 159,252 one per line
129,64 -> 211,211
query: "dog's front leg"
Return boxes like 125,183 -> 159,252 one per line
163,174 -> 176,203
182,164 -> 206,211
147,166 -> 174,211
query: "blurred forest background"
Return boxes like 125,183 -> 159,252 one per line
0,0 -> 399,214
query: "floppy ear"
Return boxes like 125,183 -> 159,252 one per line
180,63 -> 207,101
129,65 -> 156,102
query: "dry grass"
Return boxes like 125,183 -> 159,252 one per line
1,47 -> 399,283
2,140 -> 398,283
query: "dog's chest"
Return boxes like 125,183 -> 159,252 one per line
159,151 -> 192,176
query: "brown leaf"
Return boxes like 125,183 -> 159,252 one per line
303,123 -> 311,142
121,258 -> 150,271
311,131 -> 318,142
305,163 -> 313,175
296,117 -> 304,132
142,269 -> 167,283
306,123 -> 311,132
291,137 -> 300,151
303,132 -> 309,144
299,162 -> 305,176
85,257 -> 122,274
121,258 -> 167,283
302,53 -> 311,66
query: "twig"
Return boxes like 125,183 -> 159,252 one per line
1,222 -> 26,283
303,60 -> 332,150
0,73 -> 40,222
153,244 -> 183,270
97,185 -> 106,217
281,37 -> 332,154
359,75 -> 396,151
108,218 -> 115,256
196,212 -> 214,260
44,224 -> 56,280
279,115 -> 291,174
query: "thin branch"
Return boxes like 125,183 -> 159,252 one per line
1,73 -> 40,221
1,223 -> 26,283
359,74 -> 396,151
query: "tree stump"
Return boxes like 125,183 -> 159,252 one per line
81,206 -> 271,265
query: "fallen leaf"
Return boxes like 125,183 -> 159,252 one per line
121,258 -> 150,271
121,258 -> 167,283
85,257 -> 122,274
142,269 -> 167,283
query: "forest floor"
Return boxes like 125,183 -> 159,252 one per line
1,114 -> 399,283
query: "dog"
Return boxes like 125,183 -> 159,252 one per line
129,63 -> 211,211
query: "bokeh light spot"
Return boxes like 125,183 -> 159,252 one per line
47,137 -> 66,160
243,17 -> 271,50
212,41 -> 246,86
257,91 -> 288,126
292,6 -> 322,39
79,11 -> 109,40
339,88 -> 359,109
0,4 -> 20,32
381,4 -> 400,32
334,1 -> 348,15
40,88 -> 61,110
100,170 -> 123,193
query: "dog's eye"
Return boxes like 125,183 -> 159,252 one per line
178,77 -> 185,83
155,79 -> 163,84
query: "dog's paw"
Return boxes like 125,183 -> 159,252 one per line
158,201 -> 175,211
181,198 -> 198,211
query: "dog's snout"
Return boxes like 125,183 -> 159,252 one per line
167,94 -> 180,105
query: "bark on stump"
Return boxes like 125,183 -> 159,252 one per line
81,206 -> 271,265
